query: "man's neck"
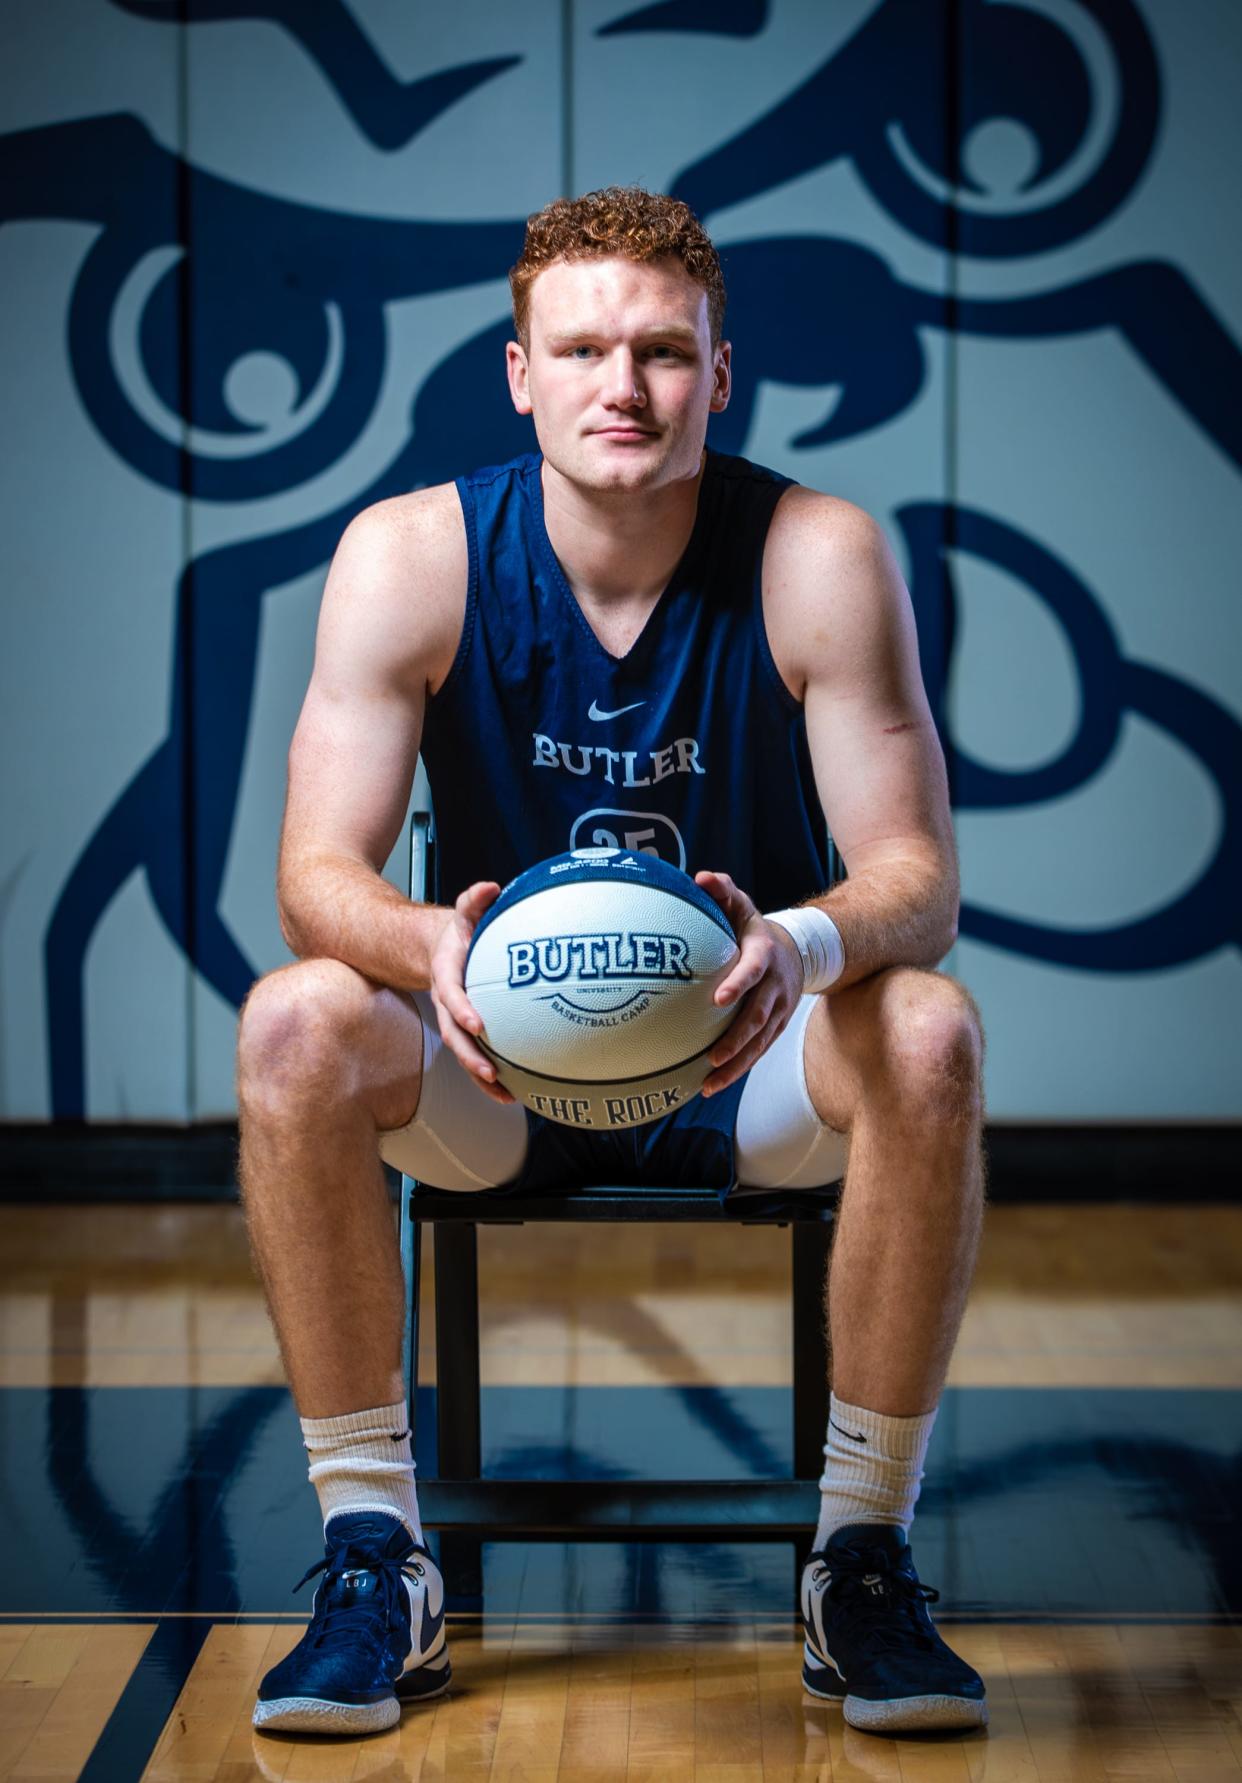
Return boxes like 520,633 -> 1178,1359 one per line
540,451 -> 706,607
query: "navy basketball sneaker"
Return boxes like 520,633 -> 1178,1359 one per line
253,1511 -> 451,1735
800,1523 -> 987,1733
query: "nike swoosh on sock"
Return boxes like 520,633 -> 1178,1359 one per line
829,1417 -> 867,1443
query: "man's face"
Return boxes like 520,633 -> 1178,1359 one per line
506,254 -> 730,494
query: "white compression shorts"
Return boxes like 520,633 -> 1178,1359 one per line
377,992 -> 848,1193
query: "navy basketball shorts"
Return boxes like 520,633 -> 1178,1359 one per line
378,992 -> 848,1194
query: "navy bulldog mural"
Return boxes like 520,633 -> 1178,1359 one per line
0,0 -> 1237,1119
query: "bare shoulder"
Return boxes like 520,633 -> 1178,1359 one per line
765,484 -> 894,600
320,481 -> 467,695
763,486 -> 911,700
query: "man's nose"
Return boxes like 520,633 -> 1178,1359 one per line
603,348 -> 645,407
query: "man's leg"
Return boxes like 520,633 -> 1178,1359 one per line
236,957 -> 448,1734
236,956 -> 422,1423
796,965 -> 988,1732
804,965 -> 985,1418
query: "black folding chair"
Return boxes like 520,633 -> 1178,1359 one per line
398,810 -> 842,1599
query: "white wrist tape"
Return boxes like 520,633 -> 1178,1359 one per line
764,906 -> 845,993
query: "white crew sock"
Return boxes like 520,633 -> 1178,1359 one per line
813,1392 -> 937,1552
300,1401 -> 423,1543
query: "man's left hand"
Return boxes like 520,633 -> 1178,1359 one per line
694,869 -> 805,1095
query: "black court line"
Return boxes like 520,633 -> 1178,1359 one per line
78,1616 -> 214,1783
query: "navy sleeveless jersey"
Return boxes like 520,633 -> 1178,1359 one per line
419,446 -> 831,1192
424,447 -> 828,905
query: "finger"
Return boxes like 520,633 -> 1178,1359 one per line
442,1020 -> 500,1085
713,1002 -> 792,1086
442,885 -> 503,1036
472,1076 -> 516,1107
694,868 -> 736,898
456,880 -> 501,927
435,976 -> 487,1038
711,988 -> 778,1067
432,990 -> 500,1078
450,992 -> 486,1039
453,1036 -> 515,1104
695,874 -> 746,929
702,1011 -> 786,1097
695,869 -> 757,925
714,948 -> 768,1007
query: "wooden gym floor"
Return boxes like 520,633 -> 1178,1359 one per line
1,1200 -> 1239,1780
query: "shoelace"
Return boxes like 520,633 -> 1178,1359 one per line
293,1541 -> 426,1655
810,1546 -> 940,1654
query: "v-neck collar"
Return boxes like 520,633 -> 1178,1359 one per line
531,452 -> 714,668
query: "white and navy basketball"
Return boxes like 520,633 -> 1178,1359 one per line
464,848 -> 739,1129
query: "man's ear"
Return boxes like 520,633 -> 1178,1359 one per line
506,340 -> 532,416
710,339 -> 732,413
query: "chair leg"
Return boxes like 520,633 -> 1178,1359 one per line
434,1221 -> 483,1599
792,1217 -> 831,1481
404,1210 -> 422,1445
411,1226 -> 425,1447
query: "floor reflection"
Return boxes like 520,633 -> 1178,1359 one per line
1,1381 -> 1237,1619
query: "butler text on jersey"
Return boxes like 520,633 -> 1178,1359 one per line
531,732 -> 705,786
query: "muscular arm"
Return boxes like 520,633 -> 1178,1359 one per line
767,491 -> 958,986
276,486 -> 466,991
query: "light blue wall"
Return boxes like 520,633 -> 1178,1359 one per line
1,0 -> 1238,1121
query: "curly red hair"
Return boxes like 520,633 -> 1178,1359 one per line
509,186 -> 726,351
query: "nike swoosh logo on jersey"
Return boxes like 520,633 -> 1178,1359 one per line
588,699 -> 646,721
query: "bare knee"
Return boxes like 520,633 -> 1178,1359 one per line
236,959 -> 418,1122
858,970 -> 983,1129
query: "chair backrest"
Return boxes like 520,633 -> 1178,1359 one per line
410,807 -> 436,906
407,806 -> 845,906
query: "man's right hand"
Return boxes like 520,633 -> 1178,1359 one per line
428,881 -> 515,1105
